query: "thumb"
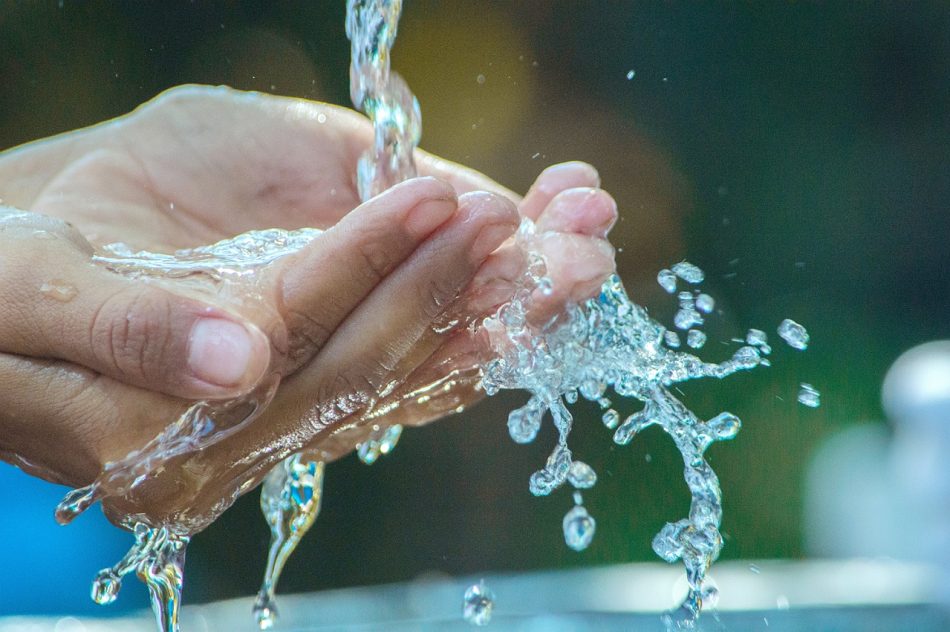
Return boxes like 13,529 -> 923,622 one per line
0,208 -> 271,400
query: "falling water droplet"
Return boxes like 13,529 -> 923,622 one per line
687,329 -> 707,349
672,261 -> 704,284
508,404 -> 542,444
797,383 -> 820,408
563,504 -> 596,551
462,580 -> 494,626
601,409 -> 620,429
91,570 -> 121,604
696,293 -> 715,313
777,319 -> 809,350
657,268 -> 677,293
567,461 -> 597,488
626,69 -> 636,80
664,330 -> 681,348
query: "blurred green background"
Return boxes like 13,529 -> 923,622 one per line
1,0 -> 948,616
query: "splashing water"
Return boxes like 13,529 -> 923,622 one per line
56,229 -> 317,632
91,523 -> 188,632
479,239 -> 808,623
253,456 -> 326,630
37,1 -> 819,629
250,1 -> 421,626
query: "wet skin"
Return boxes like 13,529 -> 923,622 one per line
0,85 -> 617,532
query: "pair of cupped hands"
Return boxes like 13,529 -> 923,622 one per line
0,86 -> 617,532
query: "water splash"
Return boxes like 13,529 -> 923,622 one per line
91,523 -> 189,632
479,245 -> 805,623
248,3 -> 421,627
52,230 -> 313,629
253,456 -> 326,629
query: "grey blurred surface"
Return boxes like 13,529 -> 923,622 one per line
2,559 -> 946,631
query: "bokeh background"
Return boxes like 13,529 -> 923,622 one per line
1,0 -> 948,617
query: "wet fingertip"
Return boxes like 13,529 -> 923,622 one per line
537,161 -> 600,191
539,187 -> 618,237
459,192 -> 519,263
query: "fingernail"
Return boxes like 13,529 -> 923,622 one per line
405,196 -> 458,238
188,318 -> 261,387
461,193 -> 519,262
538,162 -> 600,193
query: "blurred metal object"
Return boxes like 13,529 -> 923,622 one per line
1,559 -> 946,631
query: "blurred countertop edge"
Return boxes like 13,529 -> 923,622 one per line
1,558 -> 945,631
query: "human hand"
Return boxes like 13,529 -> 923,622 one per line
0,86 -> 616,531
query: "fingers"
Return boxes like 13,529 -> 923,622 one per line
535,187 -> 617,238
0,210 -> 271,401
0,352 -> 184,488
98,192 -> 520,526
519,161 -> 600,221
298,191 -> 519,407
271,176 -> 459,369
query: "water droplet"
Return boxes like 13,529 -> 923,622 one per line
40,280 -> 78,302
797,383 -> 820,408
563,504 -> 596,551
253,594 -> 277,629
777,319 -> 809,350
748,563 -> 761,574
91,571 -> 121,604
476,74 -> 486,85
664,330 -> 681,348
626,69 -> 636,80
674,307 -> 703,330
568,461 -> 597,488
707,412 -> 741,441
508,404 -> 542,444
696,293 -> 715,313
601,409 -> 620,429
657,268 -> 677,293
687,329 -> 707,349
672,261 -> 704,284
462,580 -> 494,626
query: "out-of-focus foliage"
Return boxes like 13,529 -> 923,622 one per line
0,0 -> 947,613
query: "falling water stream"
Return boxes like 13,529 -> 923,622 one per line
36,1 -> 819,630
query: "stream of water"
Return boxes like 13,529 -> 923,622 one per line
40,2 -> 817,630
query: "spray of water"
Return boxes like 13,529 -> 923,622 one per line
39,2 -> 818,630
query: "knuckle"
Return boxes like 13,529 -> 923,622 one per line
354,232 -> 393,285
419,273 -> 459,321
89,287 -> 171,383
284,306 -> 333,363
